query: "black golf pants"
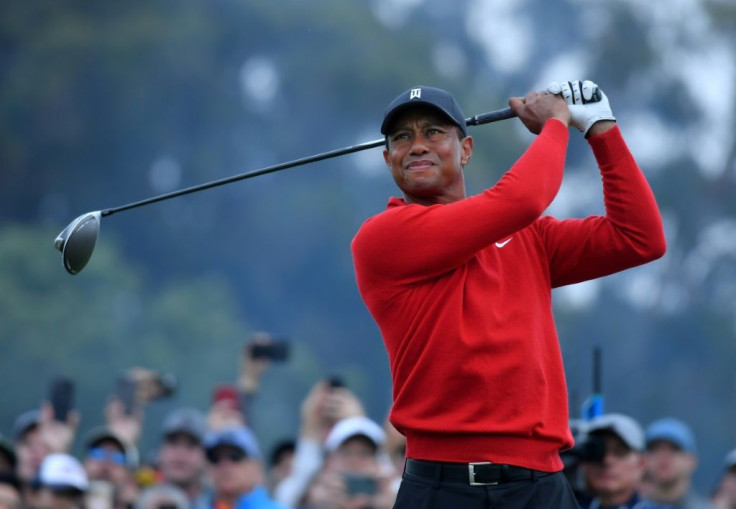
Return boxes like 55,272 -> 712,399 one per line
394,470 -> 580,509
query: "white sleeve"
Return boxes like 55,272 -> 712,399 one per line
273,438 -> 323,507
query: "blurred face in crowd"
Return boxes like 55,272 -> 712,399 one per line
268,448 -> 294,491
0,454 -> 14,475
582,432 -> 644,505
136,486 -> 188,509
645,440 -> 696,487
207,446 -> 261,500
159,433 -> 205,487
15,427 -> 49,482
327,436 -> 378,475
83,440 -> 128,486
0,483 -> 21,509
712,470 -> 736,509
35,488 -> 83,509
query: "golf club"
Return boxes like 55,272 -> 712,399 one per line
55,106 -> 518,275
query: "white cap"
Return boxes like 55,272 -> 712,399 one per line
39,453 -> 89,492
587,413 -> 645,452
324,416 -> 386,454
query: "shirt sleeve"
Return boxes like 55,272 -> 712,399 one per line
535,125 -> 666,287
273,438 -> 323,507
352,119 -> 569,285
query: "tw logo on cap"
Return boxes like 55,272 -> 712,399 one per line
409,88 -> 422,100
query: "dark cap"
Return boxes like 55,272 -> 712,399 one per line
84,426 -> 139,469
162,408 -> 206,443
0,435 -> 17,469
12,410 -> 40,442
381,86 -> 467,137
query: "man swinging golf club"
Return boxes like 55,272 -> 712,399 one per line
351,80 -> 666,509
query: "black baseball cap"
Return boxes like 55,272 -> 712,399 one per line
381,86 -> 467,137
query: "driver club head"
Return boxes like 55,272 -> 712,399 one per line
54,211 -> 101,275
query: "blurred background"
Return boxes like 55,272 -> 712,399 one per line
1,0 -> 734,494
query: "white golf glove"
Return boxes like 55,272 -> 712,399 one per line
546,80 -> 615,137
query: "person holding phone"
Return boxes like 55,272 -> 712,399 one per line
304,416 -> 397,509
272,379 -> 366,508
12,378 -> 80,499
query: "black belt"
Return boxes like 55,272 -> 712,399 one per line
404,459 -> 552,486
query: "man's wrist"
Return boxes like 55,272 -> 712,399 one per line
586,120 -> 616,138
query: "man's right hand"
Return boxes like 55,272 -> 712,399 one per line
509,90 -> 570,135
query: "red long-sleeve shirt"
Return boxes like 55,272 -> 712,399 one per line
351,119 -> 666,472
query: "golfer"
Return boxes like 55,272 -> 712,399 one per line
351,81 -> 666,509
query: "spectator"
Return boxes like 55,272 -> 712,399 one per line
580,413 -> 646,509
11,406 -> 77,500
12,410 -> 45,488
206,333 -> 282,434
712,449 -> 736,509
136,483 -> 189,509
207,386 -> 245,432
35,453 -> 88,509
304,416 -> 397,509
238,333 -> 278,402
563,419 -> 599,507
83,427 -> 139,509
204,426 -> 287,509
0,437 -> 16,475
642,417 -> 712,508
273,380 -> 364,508
0,473 -> 22,509
267,440 -> 295,494
158,408 -> 209,509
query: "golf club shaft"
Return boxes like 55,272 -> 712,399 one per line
101,106 -> 516,217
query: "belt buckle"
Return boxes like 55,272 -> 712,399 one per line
468,462 -> 497,486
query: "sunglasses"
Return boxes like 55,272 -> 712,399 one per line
207,449 -> 247,464
87,447 -> 126,465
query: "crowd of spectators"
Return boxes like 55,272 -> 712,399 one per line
1,333 -> 734,509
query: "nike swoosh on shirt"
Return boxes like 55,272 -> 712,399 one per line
495,238 -> 512,248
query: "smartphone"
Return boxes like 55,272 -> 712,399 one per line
49,376 -> 75,422
85,480 -> 115,509
344,474 -> 377,495
326,375 -> 345,389
149,372 -> 177,401
250,340 -> 290,361
115,374 -> 137,415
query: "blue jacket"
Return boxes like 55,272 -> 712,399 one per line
221,487 -> 291,509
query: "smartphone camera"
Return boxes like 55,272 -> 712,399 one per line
326,375 -> 345,389
250,340 -> 290,362
344,474 -> 377,495
49,376 -> 75,422
115,374 -> 138,415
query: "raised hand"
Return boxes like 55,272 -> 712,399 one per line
547,80 -> 616,137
